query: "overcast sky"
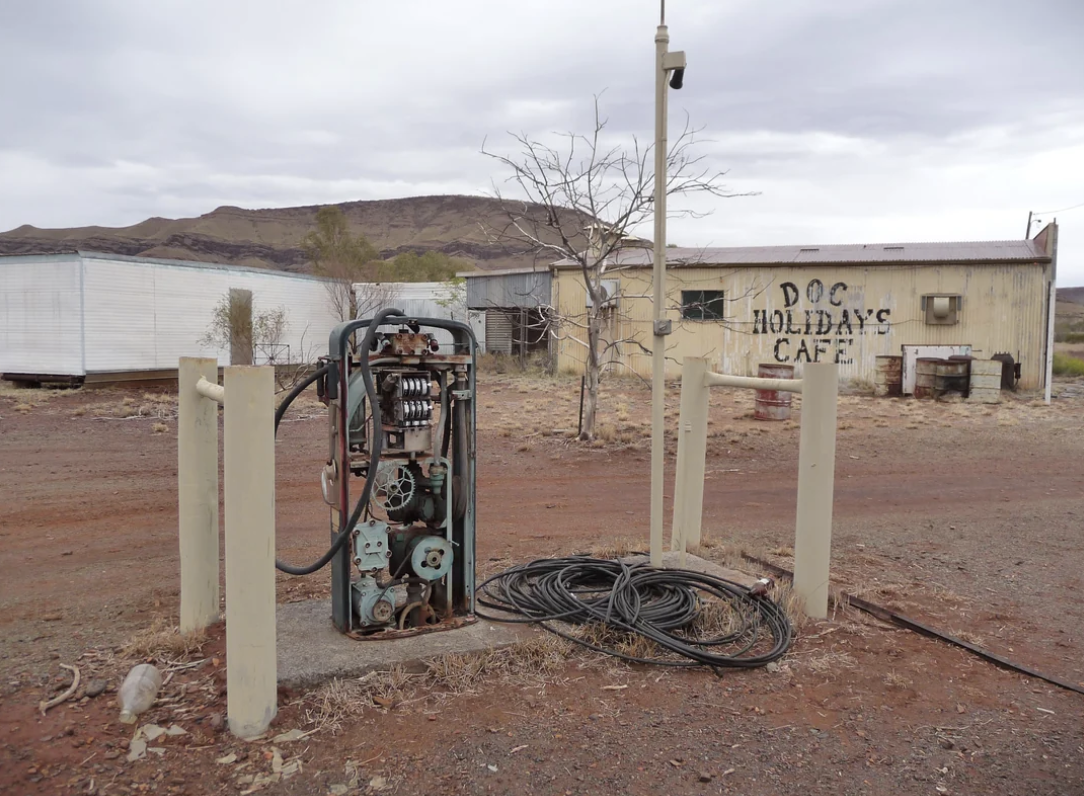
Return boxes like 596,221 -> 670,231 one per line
1,0 -> 1081,284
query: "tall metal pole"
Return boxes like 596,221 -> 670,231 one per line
650,20 -> 670,567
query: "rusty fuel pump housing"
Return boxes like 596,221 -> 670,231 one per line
320,312 -> 477,637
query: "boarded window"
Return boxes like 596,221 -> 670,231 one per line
680,290 -> 725,321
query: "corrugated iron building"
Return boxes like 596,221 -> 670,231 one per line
551,225 -> 1058,390
461,269 -> 552,357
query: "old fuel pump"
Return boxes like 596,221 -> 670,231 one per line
275,308 -> 477,636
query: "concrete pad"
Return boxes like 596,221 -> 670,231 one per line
621,551 -> 760,589
276,600 -> 531,689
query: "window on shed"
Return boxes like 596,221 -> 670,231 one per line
680,290 -> 725,321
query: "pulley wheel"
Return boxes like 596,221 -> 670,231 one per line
410,536 -> 453,582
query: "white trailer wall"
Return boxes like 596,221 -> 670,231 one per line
0,255 -> 84,376
353,282 -> 484,352
228,267 -> 334,364
81,254 -> 337,371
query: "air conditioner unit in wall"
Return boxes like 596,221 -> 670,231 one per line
586,279 -> 620,309
921,294 -> 961,325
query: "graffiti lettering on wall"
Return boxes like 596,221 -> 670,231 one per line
751,279 -> 891,364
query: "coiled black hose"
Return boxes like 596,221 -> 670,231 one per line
476,557 -> 792,669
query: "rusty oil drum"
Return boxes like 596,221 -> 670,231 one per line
874,355 -> 903,397
754,363 -> 795,421
913,358 -> 942,399
937,357 -> 971,397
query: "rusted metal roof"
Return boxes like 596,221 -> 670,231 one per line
551,239 -> 1050,268
462,269 -> 551,308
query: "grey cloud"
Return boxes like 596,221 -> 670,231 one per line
0,0 -> 1081,280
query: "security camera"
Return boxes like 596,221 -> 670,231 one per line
662,51 -> 687,90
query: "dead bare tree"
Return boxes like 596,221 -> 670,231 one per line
353,281 -> 402,320
482,97 -> 751,439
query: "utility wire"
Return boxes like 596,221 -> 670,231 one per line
1034,200 -> 1084,215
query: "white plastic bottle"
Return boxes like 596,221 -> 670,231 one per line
117,663 -> 162,724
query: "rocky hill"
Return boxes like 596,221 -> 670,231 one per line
1058,286 -> 1084,305
0,195 -> 584,273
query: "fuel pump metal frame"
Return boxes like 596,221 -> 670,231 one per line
321,309 -> 478,636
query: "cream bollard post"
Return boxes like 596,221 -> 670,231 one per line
178,357 -> 220,633
792,362 -> 839,620
223,365 -> 278,739
670,357 -> 709,560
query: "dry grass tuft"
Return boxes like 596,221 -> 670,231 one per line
152,422 -> 169,434
572,622 -> 661,661
697,535 -> 724,550
0,381 -> 78,405
304,666 -> 418,734
588,536 -> 645,559
884,670 -> 913,688
425,633 -> 572,692
595,423 -> 617,443
14,403 -> 33,413
688,597 -> 743,637
803,649 -> 858,674
142,391 -> 178,405
122,618 -> 207,662
770,545 -> 795,557
949,628 -> 986,646
72,406 -> 87,417
770,580 -> 813,632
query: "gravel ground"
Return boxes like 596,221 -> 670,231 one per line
1,374 -> 1083,794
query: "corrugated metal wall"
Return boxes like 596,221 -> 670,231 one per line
554,262 -> 1050,388
0,255 -> 84,375
485,311 -> 513,355
81,255 -> 338,371
465,271 -> 551,309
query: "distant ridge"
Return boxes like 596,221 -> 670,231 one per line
0,195 -> 587,272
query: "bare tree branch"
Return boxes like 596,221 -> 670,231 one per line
480,96 -> 753,440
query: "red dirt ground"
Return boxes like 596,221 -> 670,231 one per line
2,375 -> 1083,794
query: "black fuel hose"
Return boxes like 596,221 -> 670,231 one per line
476,557 -> 792,669
272,309 -> 403,575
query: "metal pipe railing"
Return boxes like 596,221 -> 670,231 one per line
195,376 -> 225,404
671,357 -> 838,619
702,371 -> 804,394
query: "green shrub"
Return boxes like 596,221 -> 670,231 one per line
1052,352 -> 1084,377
